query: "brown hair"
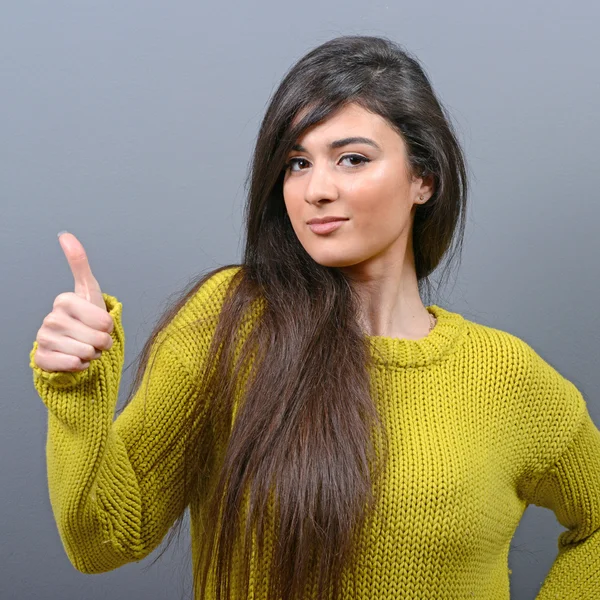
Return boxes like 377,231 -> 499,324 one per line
117,34 -> 469,600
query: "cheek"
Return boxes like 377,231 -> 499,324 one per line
282,187 -> 308,239
282,182 -> 301,214
344,170 -> 406,220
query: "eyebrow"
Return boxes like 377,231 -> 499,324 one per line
291,136 -> 382,152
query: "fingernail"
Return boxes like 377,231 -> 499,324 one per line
57,230 -> 69,238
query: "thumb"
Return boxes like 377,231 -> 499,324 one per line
57,231 -> 107,310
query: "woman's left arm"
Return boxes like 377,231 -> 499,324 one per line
527,407 -> 600,599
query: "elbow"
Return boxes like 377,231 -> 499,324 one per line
59,526 -> 146,575
66,543 -> 145,575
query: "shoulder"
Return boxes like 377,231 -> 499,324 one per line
461,313 -> 586,440
457,314 -> 581,406
463,315 -> 579,390
180,265 -> 243,321
192,265 -> 244,308
158,265 -> 244,353
458,314 -> 537,386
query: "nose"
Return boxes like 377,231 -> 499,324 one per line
304,162 -> 339,206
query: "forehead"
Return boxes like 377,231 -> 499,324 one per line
291,102 -> 397,146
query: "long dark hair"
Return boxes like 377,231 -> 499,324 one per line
118,34 -> 468,600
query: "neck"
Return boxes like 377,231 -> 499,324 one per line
358,298 -> 433,340
344,260 -> 431,340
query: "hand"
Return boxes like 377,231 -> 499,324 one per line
33,232 -> 115,372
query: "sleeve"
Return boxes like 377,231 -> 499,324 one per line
515,349 -> 600,598
29,292 -> 207,574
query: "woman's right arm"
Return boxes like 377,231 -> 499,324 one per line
30,232 -> 222,574
30,291 -> 205,574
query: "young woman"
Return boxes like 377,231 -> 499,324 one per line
31,35 -> 600,600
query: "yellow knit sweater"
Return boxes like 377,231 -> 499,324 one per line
30,266 -> 600,599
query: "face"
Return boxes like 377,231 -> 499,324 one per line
282,102 -> 434,279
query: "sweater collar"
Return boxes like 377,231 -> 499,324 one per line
366,305 -> 468,368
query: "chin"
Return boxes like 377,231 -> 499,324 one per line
306,252 -> 364,269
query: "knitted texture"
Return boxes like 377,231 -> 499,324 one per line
30,266 -> 600,599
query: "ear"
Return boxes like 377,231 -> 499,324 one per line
418,173 -> 435,202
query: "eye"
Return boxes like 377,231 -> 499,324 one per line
340,154 -> 370,167
285,157 -> 309,172
284,154 -> 371,173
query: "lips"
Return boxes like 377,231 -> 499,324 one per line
308,220 -> 346,234
306,217 -> 348,225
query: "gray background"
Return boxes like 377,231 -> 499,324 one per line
2,1 -> 599,598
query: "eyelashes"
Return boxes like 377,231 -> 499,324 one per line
284,154 -> 371,173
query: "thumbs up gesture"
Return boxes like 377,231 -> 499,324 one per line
33,232 -> 115,372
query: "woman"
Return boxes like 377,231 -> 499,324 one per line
30,35 -> 600,599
